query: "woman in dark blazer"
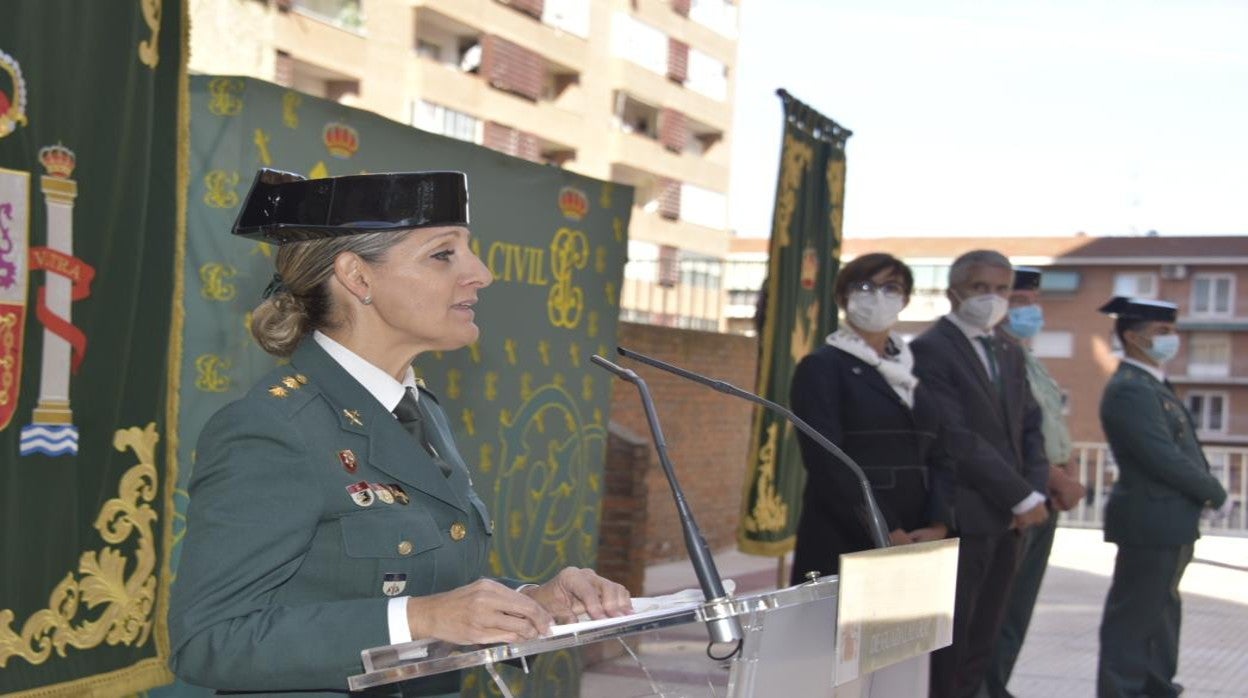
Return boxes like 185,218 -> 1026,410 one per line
169,169 -> 630,697
789,253 -> 952,583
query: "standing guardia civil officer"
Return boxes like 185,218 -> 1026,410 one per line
983,267 -> 1086,698
169,169 -> 630,697
1096,297 -> 1229,698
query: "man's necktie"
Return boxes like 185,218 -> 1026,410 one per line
393,387 -> 452,477
977,336 -> 1006,402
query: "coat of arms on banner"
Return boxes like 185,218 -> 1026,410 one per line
15,144 -> 97,456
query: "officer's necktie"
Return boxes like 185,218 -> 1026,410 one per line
393,387 -> 452,477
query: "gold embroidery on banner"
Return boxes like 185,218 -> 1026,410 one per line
0,423 -> 160,667
504,339 -> 518,366
484,371 -> 499,401
547,228 -> 588,329
790,301 -> 820,365
582,375 -> 593,401
206,78 -> 244,116
599,182 -> 613,208
603,281 -> 617,307
0,311 -> 17,409
743,422 -> 788,533
568,343 -> 581,368
479,443 -> 494,473
447,368 -> 462,400
461,408 -> 475,436
826,158 -> 847,259
193,354 -> 232,393
594,246 -> 607,274
773,133 -> 814,249
254,128 -> 272,167
198,263 -> 237,301
137,0 -> 162,68
537,340 -> 550,367
612,216 -> 624,242
282,91 -> 302,128
202,170 -> 240,209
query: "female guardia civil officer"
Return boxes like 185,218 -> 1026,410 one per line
169,169 -> 631,696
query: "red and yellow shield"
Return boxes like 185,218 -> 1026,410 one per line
0,166 -> 30,430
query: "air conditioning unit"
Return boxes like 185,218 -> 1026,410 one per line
1161,264 -> 1187,280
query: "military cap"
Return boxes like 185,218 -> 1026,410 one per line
1013,266 -> 1042,290
232,168 -> 470,245
1097,296 -> 1178,322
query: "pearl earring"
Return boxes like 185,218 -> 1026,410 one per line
361,295 -> 373,305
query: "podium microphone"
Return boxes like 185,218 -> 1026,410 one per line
591,355 -> 743,647
616,346 -> 891,551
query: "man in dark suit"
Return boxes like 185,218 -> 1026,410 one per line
911,250 -> 1050,698
1096,297 -> 1229,698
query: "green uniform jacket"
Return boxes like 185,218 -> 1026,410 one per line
169,338 -> 506,696
1100,362 -> 1227,546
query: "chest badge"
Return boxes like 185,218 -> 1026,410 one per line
372,482 -> 396,505
387,483 -> 410,505
382,573 -> 408,597
338,449 -> 358,473
343,409 -> 364,427
346,481 -> 374,507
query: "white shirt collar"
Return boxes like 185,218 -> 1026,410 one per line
314,330 -> 418,412
944,311 -> 994,340
1121,356 -> 1166,383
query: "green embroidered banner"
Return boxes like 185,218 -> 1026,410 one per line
738,90 -> 851,556
162,75 -> 631,697
0,1 -> 185,695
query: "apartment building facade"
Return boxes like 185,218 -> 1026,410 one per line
190,0 -> 740,327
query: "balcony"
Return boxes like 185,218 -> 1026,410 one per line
414,0 -> 588,74
613,60 -> 731,133
609,129 -> 727,193
410,57 -> 581,151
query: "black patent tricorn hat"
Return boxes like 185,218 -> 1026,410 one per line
231,168 -> 470,244
1012,266 -> 1042,290
1098,296 -> 1178,322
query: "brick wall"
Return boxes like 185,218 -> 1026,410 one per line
597,423 -> 652,596
602,322 -> 759,565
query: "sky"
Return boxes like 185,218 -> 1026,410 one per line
727,0 -> 1248,238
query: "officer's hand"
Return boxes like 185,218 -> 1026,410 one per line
888,528 -> 912,546
522,567 -> 633,624
1014,502 -> 1049,529
406,578 -> 553,645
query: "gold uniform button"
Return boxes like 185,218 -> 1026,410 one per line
397,540 -> 414,556
450,522 -> 467,541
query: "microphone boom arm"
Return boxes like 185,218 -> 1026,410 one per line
590,355 -> 743,645
616,346 -> 892,551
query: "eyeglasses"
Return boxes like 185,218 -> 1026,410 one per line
848,280 -> 906,299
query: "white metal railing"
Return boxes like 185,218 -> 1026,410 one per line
1061,442 -> 1247,536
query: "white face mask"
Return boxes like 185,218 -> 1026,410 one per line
955,293 -> 1009,331
847,291 -> 904,333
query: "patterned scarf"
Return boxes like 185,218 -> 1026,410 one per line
826,326 -> 918,407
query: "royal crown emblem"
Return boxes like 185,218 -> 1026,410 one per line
322,122 -> 359,159
38,144 -> 76,179
0,49 -> 30,140
558,186 -> 589,221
